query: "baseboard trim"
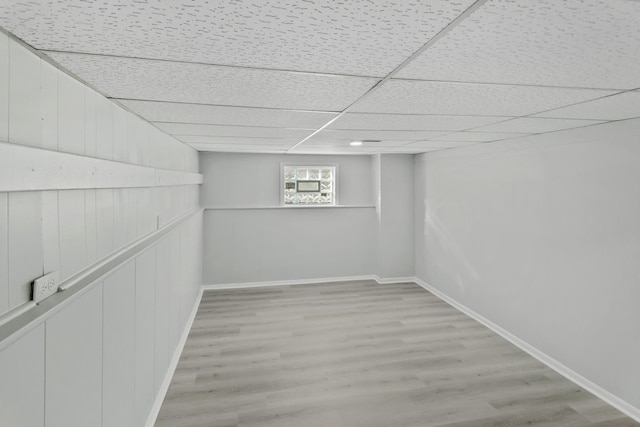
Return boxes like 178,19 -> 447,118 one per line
373,275 -> 416,284
413,277 -> 640,423
202,275 -> 376,290
145,286 -> 204,427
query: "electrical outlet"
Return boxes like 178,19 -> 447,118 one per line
32,272 -> 59,303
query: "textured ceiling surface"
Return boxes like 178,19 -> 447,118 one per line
396,0 -> 640,89
0,0 -> 475,76
1,0 -> 639,154
47,52 -> 379,112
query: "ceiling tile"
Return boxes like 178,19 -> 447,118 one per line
289,145 -> 382,155
406,141 -> 479,148
0,1 -> 475,77
302,138 -> 411,147
47,53 -> 378,111
533,91 -> 640,121
328,113 -> 510,131
496,118 -> 640,147
189,143 -> 289,153
309,129 -> 448,142
350,80 -> 613,116
118,100 -> 338,128
429,132 -> 529,142
397,0 -> 640,89
381,146 -> 446,154
153,123 -> 312,139
472,117 -> 606,133
173,136 -> 299,146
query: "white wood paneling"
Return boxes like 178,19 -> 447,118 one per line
168,231 -> 182,348
127,112 -> 140,165
41,191 -> 61,275
85,189 -> 98,264
96,188 -> 114,260
0,142 -> 203,193
0,33 -> 7,143
96,94 -> 114,160
147,127 -> 165,169
113,107 -> 128,163
0,193 -> 8,315
40,60 -> 58,150
154,238 -> 170,390
112,188 -> 128,250
58,190 -> 87,281
0,324 -> 45,427
139,122 -> 150,166
103,262 -> 135,427
135,249 -> 156,426
84,87 -> 97,157
58,71 -> 85,155
137,187 -> 155,237
9,39 -> 41,147
186,148 -> 199,173
127,188 -> 139,242
46,284 -> 102,427
8,191 -> 43,309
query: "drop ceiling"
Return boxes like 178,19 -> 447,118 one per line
1,0 -> 639,155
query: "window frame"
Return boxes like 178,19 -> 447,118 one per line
280,163 -> 338,206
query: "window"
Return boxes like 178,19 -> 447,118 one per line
282,165 -> 336,205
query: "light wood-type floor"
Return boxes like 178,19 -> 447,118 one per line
156,280 -> 639,427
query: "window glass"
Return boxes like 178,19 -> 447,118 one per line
283,166 -> 335,205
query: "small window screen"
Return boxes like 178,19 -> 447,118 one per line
283,166 -> 335,205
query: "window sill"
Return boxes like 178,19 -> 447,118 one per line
202,204 -> 375,210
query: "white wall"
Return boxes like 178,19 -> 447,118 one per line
414,118 -> 640,412
374,154 -> 414,280
201,152 -> 376,284
0,34 -> 203,426
0,214 -> 202,427
0,34 -> 200,317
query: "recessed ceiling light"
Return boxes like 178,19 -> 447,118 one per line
350,141 -> 363,146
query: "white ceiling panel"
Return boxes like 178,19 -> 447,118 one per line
472,117 -> 606,134
493,118 -> 640,148
397,0 -> 640,89
428,132 -> 528,142
328,113 -> 510,131
189,143 -> 289,153
289,145 -> 383,155
533,91 -> 640,121
117,100 -> 338,128
350,80 -> 614,116
153,123 -> 312,140
173,136 -> 299,146
0,1 -> 475,77
381,146 -> 446,154
302,139 -> 411,147
309,129 -> 449,142
406,141 -> 480,148
46,53 -> 378,111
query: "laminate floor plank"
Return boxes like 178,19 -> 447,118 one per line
156,280 -> 638,427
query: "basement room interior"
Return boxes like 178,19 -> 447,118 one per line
0,1 -> 639,426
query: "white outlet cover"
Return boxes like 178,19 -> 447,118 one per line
32,271 -> 59,303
